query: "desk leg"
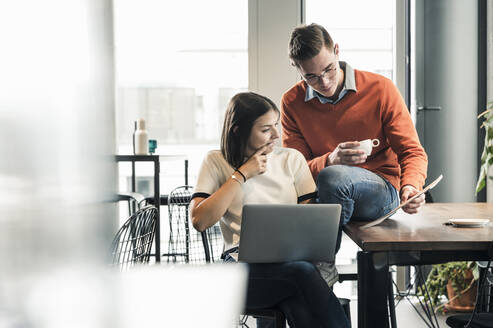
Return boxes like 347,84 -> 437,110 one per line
388,271 -> 397,328
357,251 -> 389,328
154,159 -> 160,263
131,161 -> 135,192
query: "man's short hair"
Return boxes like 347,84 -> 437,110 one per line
288,23 -> 334,66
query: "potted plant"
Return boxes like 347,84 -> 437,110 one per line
419,261 -> 479,313
475,100 -> 493,196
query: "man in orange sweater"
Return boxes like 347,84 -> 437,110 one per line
282,24 -> 428,278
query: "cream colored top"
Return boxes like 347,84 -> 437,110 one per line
193,147 -> 317,251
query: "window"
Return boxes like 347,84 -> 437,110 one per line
113,0 -> 248,192
306,0 -> 396,80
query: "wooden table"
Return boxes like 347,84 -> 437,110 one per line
343,203 -> 493,328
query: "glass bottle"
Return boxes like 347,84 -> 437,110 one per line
134,118 -> 148,155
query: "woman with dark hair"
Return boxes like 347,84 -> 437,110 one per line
190,92 -> 350,328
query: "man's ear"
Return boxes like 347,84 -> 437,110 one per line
333,43 -> 339,56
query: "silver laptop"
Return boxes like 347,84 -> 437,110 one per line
238,204 -> 341,263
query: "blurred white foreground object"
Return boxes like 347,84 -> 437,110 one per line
120,264 -> 248,328
0,0 -> 117,326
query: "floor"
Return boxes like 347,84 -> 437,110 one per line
240,295 -> 456,327
393,296 -> 451,328
343,280 -> 454,327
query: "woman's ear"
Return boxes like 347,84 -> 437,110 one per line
233,126 -> 239,134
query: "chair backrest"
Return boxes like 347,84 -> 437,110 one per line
166,185 -> 200,263
476,261 -> 493,312
166,185 -> 224,263
117,191 -> 146,216
110,205 -> 157,270
201,224 -> 224,263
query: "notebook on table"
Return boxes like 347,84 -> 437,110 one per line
238,204 -> 341,263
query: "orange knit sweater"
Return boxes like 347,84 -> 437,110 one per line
281,70 -> 428,191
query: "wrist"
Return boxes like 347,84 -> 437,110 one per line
231,174 -> 243,185
236,168 -> 247,181
400,184 -> 415,192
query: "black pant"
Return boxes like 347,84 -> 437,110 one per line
224,252 -> 350,328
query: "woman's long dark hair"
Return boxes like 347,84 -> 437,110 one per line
220,92 -> 279,169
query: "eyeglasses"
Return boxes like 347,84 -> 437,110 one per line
302,64 -> 338,85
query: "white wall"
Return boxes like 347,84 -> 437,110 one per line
248,0 -> 303,107
394,0 -> 407,103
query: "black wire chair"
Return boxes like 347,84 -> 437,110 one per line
445,243 -> 493,328
110,205 -> 157,270
163,185 -> 223,263
117,191 -> 146,216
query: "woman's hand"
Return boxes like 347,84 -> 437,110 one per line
192,147 -> 270,231
239,145 -> 269,180
192,145 -> 270,232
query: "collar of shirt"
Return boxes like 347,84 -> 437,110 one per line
304,61 -> 357,105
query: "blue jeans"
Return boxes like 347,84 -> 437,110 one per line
317,165 -> 399,252
224,253 -> 350,328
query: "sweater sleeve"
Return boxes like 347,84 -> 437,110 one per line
281,96 -> 329,179
193,151 -> 222,196
380,80 -> 428,190
288,149 -> 317,200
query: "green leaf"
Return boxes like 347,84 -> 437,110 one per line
476,167 -> 487,194
472,265 -> 480,280
477,103 -> 493,194
476,179 -> 486,194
